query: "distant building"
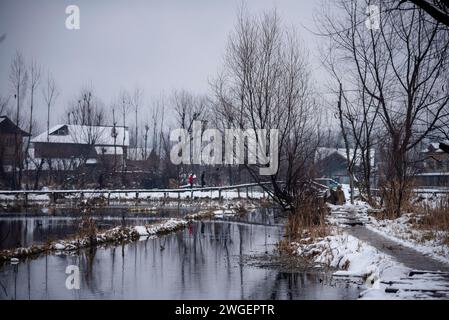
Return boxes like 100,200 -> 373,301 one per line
416,142 -> 449,187
315,147 -> 375,185
30,124 -> 129,170
0,115 -> 30,170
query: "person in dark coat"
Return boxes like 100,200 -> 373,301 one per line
201,171 -> 206,188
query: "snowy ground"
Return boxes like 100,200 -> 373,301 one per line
292,233 -> 409,298
292,200 -> 449,299
327,202 -> 449,265
292,231 -> 449,299
367,214 -> 449,266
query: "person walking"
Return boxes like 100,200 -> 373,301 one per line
188,173 -> 194,188
201,171 -> 206,188
214,167 -> 221,186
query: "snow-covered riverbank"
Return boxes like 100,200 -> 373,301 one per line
291,230 -> 449,299
0,218 -> 190,263
290,202 -> 449,299
367,214 -> 449,266
327,202 -> 449,265
290,232 -> 408,298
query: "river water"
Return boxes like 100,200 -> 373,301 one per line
0,207 -> 360,300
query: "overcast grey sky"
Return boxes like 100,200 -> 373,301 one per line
0,0 -> 326,129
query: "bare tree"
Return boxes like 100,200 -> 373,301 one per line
172,90 -> 208,176
64,88 -> 108,183
0,95 -> 10,115
9,51 -> 28,189
212,8 -> 320,210
400,0 -> 449,27
143,123 -> 150,160
335,83 -> 357,204
151,102 -> 160,153
42,72 -> 58,141
0,95 -> 11,186
66,88 -> 106,127
319,0 -> 449,216
24,61 -> 41,189
323,44 -> 381,204
172,90 -> 208,133
35,71 -> 59,188
111,106 -> 118,172
131,88 -> 142,152
119,90 -> 131,180
158,95 -> 166,157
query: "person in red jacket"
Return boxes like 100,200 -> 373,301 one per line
188,173 -> 194,188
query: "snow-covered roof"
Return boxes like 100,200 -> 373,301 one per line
316,147 -> 375,167
31,124 -> 129,147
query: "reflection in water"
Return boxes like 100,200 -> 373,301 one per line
0,209 -> 360,300
0,217 -> 162,250
0,207 -> 197,250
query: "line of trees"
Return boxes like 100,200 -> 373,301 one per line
1,7 -> 324,205
0,51 -> 175,189
1,51 -> 60,189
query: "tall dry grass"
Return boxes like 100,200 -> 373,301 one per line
285,192 -> 330,242
415,196 -> 449,234
77,199 -> 98,245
